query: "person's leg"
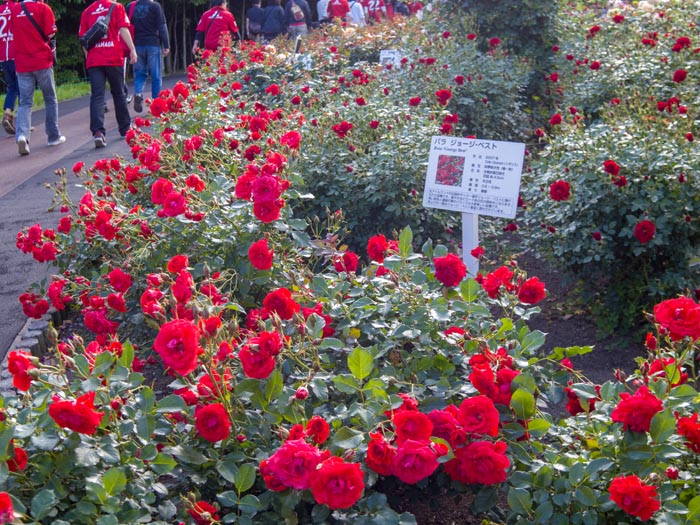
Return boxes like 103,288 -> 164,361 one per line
15,72 -> 35,140
133,45 -> 147,102
105,65 -> 131,137
35,67 -> 62,143
1,61 -> 19,134
88,66 -> 108,137
147,46 -> 162,99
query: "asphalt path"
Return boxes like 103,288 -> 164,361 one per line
0,74 -> 184,360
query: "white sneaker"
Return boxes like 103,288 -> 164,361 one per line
48,135 -> 66,147
17,136 -> 30,156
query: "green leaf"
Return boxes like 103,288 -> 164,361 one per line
398,226 -> 413,257
575,486 -> 597,506
31,489 -> 57,520
319,338 -> 343,350
511,389 -> 536,419
549,345 -> 594,360
527,418 -> 550,437
75,445 -> 100,467
118,340 -> 135,368
265,369 -> 284,404
333,374 -> 360,393
459,278 -> 481,302
238,494 -> 262,515
156,394 -> 188,413
520,330 -> 546,354
97,515 -> 119,525
234,464 -> 256,493
330,427 -> 364,450
310,377 -> 329,402
534,501 -> 553,523
650,409 -> 677,444
217,461 -> 237,484
507,487 -> 532,515
103,467 -> 127,495
168,445 -> 209,465
348,347 -> 373,381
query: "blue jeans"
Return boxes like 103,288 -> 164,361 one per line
1,60 -> 19,111
133,46 -> 162,99
88,65 -> 131,137
16,67 -> 61,143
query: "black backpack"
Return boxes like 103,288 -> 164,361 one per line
394,1 -> 409,16
79,3 -> 116,49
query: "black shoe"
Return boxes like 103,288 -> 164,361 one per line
133,95 -> 143,113
94,132 -> 107,148
2,114 -> 15,135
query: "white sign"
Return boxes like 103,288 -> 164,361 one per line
379,49 -> 402,68
422,136 -> 525,219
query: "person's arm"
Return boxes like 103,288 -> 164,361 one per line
119,26 -> 138,64
157,4 -> 170,56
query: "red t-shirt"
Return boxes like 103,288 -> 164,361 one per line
0,0 -> 15,62
328,0 -> 350,19
79,0 -> 130,68
361,0 -> 385,22
195,6 -> 238,51
10,0 -> 55,73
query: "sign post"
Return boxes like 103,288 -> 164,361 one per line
422,136 -> 525,276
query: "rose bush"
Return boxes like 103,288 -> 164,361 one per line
3,3 -> 700,525
522,1 -> 700,333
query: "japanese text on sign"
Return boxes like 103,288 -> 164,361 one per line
422,136 -> 525,218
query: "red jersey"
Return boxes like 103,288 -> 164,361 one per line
0,0 -> 15,62
195,6 -> 238,51
362,0 -> 385,22
328,0 -> 349,19
10,0 -> 55,73
79,0 -> 130,68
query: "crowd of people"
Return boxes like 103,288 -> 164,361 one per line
245,0 -> 424,41
0,0 -> 422,157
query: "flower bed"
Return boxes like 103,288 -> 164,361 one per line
2,4 -> 700,525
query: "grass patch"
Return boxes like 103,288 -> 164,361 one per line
0,81 -> 91,111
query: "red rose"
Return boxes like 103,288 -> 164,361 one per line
331,121 -> 353,138
549,113 -> 562,125
0,492 -> 13,524
611,385 -> 663,432
481,266 -> 514,298
238,345 -> 276,379
609,475 -> 660,521
7,445 -> 28,472
248,239 -> 274,270
653,297 -> 700,341
549,179 -> 570,201
391,439 -> 440,484
409,97 -> 422,107
444,440 -> 510,485
648,357 -> 687,386
7,350 -> 36,391
677,413 -> 700,453
393,410 -> 433,444
263,438 -> 323,490
367,234 -> 389,262
310,456 -> 365,510
366,432 -> 396,476
280,130 -> 301,150
107,268 -> 132,293
334,251 -> 359,273
518,277 -> 546,305
457,395 -> 499,436
305,415 -> 330,445
428,407 -> 466,448
265,83 -> 280,95
634,220 -> 656,244
49,392 -> 104,435
167,254 -> 189,273
153,319 -> 202,376
603,159 -> 621,176
160,191 -> 187,217
188,501 -> 220,525
172,270 -> 194,304
263,287 -> 300,320
435,89 -> 452,106
673,69 -> 687,82
253,199 -> 283,223
489,37 -> 500,48
434,253 -> 467,287
195,403 -> 231,442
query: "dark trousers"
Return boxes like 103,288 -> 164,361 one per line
88,65 -> 131,137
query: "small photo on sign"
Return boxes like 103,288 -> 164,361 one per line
435,155 -> 464,187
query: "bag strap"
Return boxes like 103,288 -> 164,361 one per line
20,2 -> 50,43
104,2 -> 116,23
205,9 -> 219,36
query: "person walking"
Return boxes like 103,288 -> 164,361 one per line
316,0 -> 329,24
327,0 -> 350,21
79,0 -> 138,148
245,0 -> 264,42
125,0 -> 169,114
260,0 -> 285,42
0,0 -> 19,135
347,0 -> 365,27
284,0 -> 311,40
192,0 -> 239,54
10,0 -> 65,156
